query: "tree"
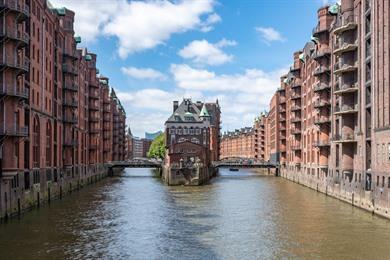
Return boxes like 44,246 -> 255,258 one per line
147,133 -> 166,160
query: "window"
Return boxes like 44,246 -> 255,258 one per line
382,176 -> 385,188
33,170 -> 40,184
196,129 -> 201,135
388,144 -> 390,162
191,138 -> 199,144
183,128 -> 188,135
376,176 -> 379,186
388,177 -> 390,189
24,172 -> 30,190
169,128 -> 175,134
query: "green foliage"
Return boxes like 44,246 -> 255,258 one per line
147,133 -> 166,159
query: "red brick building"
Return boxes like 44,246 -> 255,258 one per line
163,99 -> 220,185
220,127 -> 255,160
0,0 -> 127,220
263,0 -> 390,218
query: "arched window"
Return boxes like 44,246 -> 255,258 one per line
46,121 -> 52,167
33,116 -> 40,168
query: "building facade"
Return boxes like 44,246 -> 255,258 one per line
0,0 -> 127,221
263,0 -> 389,218
163,99 -> 220,185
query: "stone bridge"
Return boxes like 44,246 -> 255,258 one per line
107,158 -> 163,169
212,158 -> 277,168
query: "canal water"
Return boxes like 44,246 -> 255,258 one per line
0,168 -> 389,259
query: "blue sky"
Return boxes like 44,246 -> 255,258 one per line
52,0 -> 337,137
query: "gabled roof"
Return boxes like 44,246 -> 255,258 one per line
166,99 -> 203,123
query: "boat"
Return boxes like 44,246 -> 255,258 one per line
229,168 -> 239,172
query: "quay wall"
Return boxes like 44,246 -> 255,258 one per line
162,165 -> 217,186
280,167 -> 390,219
0,164 -> 122,222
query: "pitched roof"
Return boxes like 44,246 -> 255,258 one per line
199,104 -> 210,117
166,99 -> 203,123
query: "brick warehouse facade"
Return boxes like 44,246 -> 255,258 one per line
219,112 -> 269,161
0,0 -> 126,220
264,0 -> 390,218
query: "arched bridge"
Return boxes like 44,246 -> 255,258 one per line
108,158 -> 163,169
212,158 -> 276,168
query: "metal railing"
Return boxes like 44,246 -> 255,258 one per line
0,83 -> 29,98
334,104 -> 358,113
0,55 -> 29,71
0,124 -> 28,136
0,0 -> 30,17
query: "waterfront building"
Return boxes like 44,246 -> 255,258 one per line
163,99 -> 220,185
264,0 -> 390,218
254,113 -> 269,161
220,127 -> 255,160
0,0 -> 127,220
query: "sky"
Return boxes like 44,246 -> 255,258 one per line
51,0 -> 338,138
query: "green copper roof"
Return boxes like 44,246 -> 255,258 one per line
85,54 -> 92,61
56,7 -> 66,16
328,4 -> 339,15
299,53 -> 305,62
311,35 -> 319,44
74,36 -> 81,44
199,104 -> 210,117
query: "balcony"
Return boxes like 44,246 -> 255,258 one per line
0,84 -> 29,99
313,65 -> 330,76
314,99 -> 330,109
63,82 -> 78,92
63,99 -> 78,108
312,25 -> 329,37
313,82 -> 330,92
63,49 -> 78,60
334,104 -> 358,115
89,127 -> 100,134
89,102 -> 99,111
333,40 -> 358,56
0,55 -> 29,74
89,81 -> 99,88
291,79 -> 302,89
0,0 -> 30,20
63,140 -> 77,147
332,133 -> 357,143
314,116 -> 331,125
277,87 -> 285,92
333,15 -> 357,34
291,117 -> 301,123
63,115 -> 78,124
334,83 -> 359,95
290,66 -> 300,74
103,115 -> 110,122
313,140 -> 330,148
312,48 -> 331,60
291,92 -> 301,100
280,117 -> 286,122
89,90 -> 99,99
62,64 -> 78,75
0,124 -> 28,137
291,144 -> 302,151
291,105 -> 301,112
291,128 -> 301,135
279,96 -> 286,104
334,61 -> 358,75
0,27 -> 29,47
89,115 -> 99,122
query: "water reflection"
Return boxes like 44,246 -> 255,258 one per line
0,168 -> 389,259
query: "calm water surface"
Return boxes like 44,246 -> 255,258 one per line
0,168 -> 389,259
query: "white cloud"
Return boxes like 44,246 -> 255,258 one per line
51,0 -> 219,58
255,27 -> 286,45
200,13 -> 221,32
168,64 -> 288,131
121,67 -> 167,81
178,39 -> 237,66
170,64 -> 284,94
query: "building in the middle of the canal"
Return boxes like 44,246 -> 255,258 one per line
163,99 -> 220,185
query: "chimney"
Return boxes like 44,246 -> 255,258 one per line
173,101 -> 179,112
